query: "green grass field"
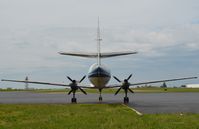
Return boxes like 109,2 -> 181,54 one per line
0,104 -> 199,129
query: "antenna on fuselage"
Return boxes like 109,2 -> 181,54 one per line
97,17 -> 102,66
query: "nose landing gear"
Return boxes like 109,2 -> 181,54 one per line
99,89 -> 103,102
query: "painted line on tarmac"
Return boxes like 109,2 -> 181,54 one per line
122,104 -> 143,116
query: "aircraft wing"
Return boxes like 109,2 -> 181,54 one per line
130,77 -> 197,86
58,51 -> 137,58
105,76 -> 197,88
1,79 -> 94,89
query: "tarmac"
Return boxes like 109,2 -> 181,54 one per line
0,91 -> 199,114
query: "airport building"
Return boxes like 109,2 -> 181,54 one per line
183,84 -> 199,88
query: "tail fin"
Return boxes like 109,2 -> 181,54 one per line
97,17 -> 102,66
59,18 -> 138,60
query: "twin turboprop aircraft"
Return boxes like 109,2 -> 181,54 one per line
2,21 -> 197,103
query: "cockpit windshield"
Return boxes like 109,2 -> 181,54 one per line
88,63 -> 110,73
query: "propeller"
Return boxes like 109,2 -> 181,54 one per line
113,76 -> 121,83
113,74 -> 134,95
67,75 -> 87,95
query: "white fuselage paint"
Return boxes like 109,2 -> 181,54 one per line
88,63 -> 111,89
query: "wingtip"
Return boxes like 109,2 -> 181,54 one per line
125,51 -> 138,53
127,51 -> 138,54
191,77 -> 198,79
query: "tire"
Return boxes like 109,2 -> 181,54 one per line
99,97 -> 103,101
71,98 -> 77,103
124,97 -> 129,104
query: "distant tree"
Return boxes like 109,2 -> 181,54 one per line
6,87 -> 12,91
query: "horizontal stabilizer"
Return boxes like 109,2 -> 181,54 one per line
58,51 -> 137,58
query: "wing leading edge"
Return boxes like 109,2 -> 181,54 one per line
1,79 -> 95,89
130,77 -> 197,86
106,77 -> 197,88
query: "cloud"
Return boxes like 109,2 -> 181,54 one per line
0,24 -> 199,70
102,24 -> 199,57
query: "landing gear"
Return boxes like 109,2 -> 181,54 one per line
71,92 -> 77,103
123,89 -> 129,104
99,96 -> 103,101
99,89 -> 103,102
71,98 -> 77,103
124,97 -> 129,104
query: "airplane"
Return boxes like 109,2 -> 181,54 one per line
2,19 -> 197,103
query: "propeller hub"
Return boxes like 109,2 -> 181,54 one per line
67,75 -> 87,95
113,74 -> 133,95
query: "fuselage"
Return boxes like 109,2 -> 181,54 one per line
88,63 -> 111,89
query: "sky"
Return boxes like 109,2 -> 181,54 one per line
0,0 -> 199,89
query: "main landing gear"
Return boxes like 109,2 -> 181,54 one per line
123,90 -> 129,104
71,92 -> 77,103
71,98 -> 77,103
124,97 -> 129,103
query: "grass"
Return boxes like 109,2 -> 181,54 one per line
0,104 -> 199,129
1,87 -> 199,93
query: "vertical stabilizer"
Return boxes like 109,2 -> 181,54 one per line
97,17 -> 102,66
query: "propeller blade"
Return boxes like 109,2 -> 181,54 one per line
79,75 -> 86,83
127,74 -> 132,81
68,89 -> 73,95
113,76 -> 121,83
115,87 -> 122,95
67,76 -> 73,82
128,88 -> 134,93
78,87 -> 87,95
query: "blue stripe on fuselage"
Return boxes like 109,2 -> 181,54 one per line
88,67 -> 110,78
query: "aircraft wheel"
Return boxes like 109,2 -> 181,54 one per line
99,97 -> 103,101
71,98 -> 77,103
124,97 -> 129,104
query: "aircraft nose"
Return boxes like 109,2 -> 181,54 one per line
96,67 -> 103,73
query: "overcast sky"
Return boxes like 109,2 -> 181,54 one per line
0,0 -> 199,88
